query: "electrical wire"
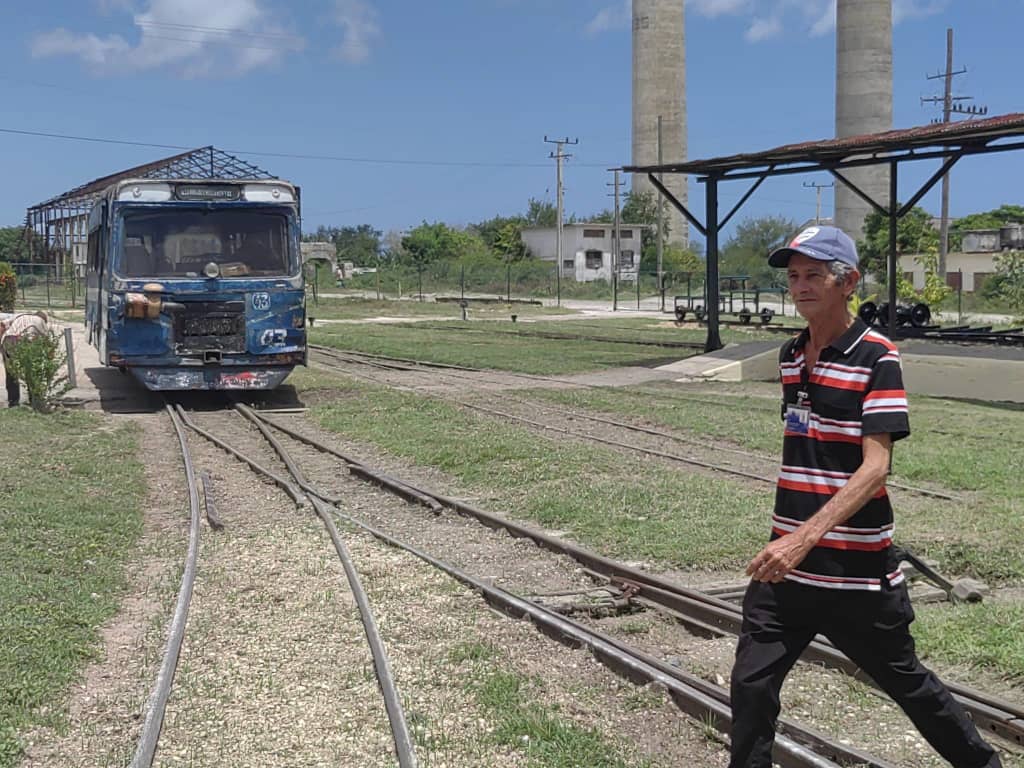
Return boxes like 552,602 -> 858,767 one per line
0,126 -> 617,169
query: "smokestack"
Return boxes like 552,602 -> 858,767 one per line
632,0 -> 687,245
835,0 -> 893,242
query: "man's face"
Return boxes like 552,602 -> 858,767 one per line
786,253 -> 856,323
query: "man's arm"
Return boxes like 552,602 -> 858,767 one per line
747,433 -> 893,583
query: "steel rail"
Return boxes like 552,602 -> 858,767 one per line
247,411 -> 894,764
384,321 -> 708,350
128,405 -> 202,768
320,503 -> 863,768
184,406 -> 420,768
312,347 -> 960,502
251,411 -> 1024,747
174,406 -> 307,508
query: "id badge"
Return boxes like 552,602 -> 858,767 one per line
785,405 -> 811,435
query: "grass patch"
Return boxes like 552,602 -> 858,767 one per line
523,383 -> 1024,582
0,410 -> 145,767
914,602 -> 1024,681
473,669 -> 655,768
307,377 -> 768,568
306,295 -> 577,321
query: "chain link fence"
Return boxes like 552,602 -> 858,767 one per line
305,258 -> 713,311
6,262 -> 85,310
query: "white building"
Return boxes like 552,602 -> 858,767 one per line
522,223 -> 647,282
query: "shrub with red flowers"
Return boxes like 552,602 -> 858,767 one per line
0,262 -> 16,311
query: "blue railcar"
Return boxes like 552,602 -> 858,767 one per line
84,178 -> 306,390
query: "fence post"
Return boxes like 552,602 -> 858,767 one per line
636,271 -> 640,310
64,327 -> 77,389
957,269 -> 963,325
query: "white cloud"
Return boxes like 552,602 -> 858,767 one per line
32,0 -> 304,77
32,28 -> 132,66
809,2 -> 835,36
893,0 -> 950,24
745,15 -> 783,42
585,0 -> 629,36
691,0 -> 753,18
332,0 -> 380,63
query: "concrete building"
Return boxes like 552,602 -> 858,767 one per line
522,223 -> 647,282
897,252 -> 1002,293
632,0 -> 687,245
834,0 -> 892,241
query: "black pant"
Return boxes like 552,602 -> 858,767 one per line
3,359 -> 17,406
729,580 -> 1001,768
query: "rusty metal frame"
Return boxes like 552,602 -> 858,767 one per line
23,146 -> 277,271
624,113 -> 1024,351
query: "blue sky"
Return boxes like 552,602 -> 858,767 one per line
1,0 -> 1021,242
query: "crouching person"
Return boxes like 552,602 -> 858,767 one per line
0,310 -> 49,408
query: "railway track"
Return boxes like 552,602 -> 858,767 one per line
127,403 -> 418,768
309,346 -> 961,502
137,399 -> 932,767
253,408 -> 1024,758
304,347 -> 1024,746
135,392 -> 1023,765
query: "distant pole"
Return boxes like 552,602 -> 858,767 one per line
608,169 -> 622,311
803,181 -> 834,224
545,136 -> 578,307
656,115 -> 665,310
923,27 -> 987,276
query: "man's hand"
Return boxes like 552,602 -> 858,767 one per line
746,534 -> 815,583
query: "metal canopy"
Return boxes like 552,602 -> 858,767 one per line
624,113 -> 1024,351
24,146 -> 277,268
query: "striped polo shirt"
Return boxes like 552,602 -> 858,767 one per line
773,317 -> 910,592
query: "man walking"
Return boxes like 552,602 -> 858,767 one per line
728,226 -> 1001,767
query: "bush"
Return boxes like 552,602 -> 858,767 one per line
6,329 -> 69,412
0,262 -> 15,311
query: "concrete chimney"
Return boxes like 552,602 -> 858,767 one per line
632,0 -> 687,245
835,0 -> 893,243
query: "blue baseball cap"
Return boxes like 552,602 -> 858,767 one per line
768,225 -> 860,269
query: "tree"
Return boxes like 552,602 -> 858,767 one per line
400,222 -> 488,268
950,204 -> 1024,251
524,198 -> 558,228
304,224 -> 381,266
471,214 -> 528,261
0,226 -> 31,264
719,215 -> 797,289
859,206 -> 938,284
993,251 -> 1024,317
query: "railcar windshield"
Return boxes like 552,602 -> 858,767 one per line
117,208 -> 294,278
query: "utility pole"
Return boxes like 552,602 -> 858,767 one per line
608,169 -> 622,311
922,27 -> 987,276
803,181 -> 834,225
657,115 -> 665,311
545,136 -> 578,307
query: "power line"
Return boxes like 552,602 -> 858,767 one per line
0,126 -> 603,169
135,20 -> 305,43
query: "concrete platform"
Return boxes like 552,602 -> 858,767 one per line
655,336 -> 1024,403
655,341 -> 779,382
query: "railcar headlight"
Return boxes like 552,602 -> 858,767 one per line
203,262 -> 220,278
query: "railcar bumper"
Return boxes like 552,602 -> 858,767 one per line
131,366 -> 295,391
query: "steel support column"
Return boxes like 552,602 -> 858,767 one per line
888,161 -> 899,334
705,176 -> 723,352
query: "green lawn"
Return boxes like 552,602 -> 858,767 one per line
300,372 -> 769,568
296,365 -> 1024,681
523,384 -> 1024,583
0,410 -> 145,767
309,314 -> 784,375
306,295 -> 577,322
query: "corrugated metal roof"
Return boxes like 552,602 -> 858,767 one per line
626,113 -> 1024,176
